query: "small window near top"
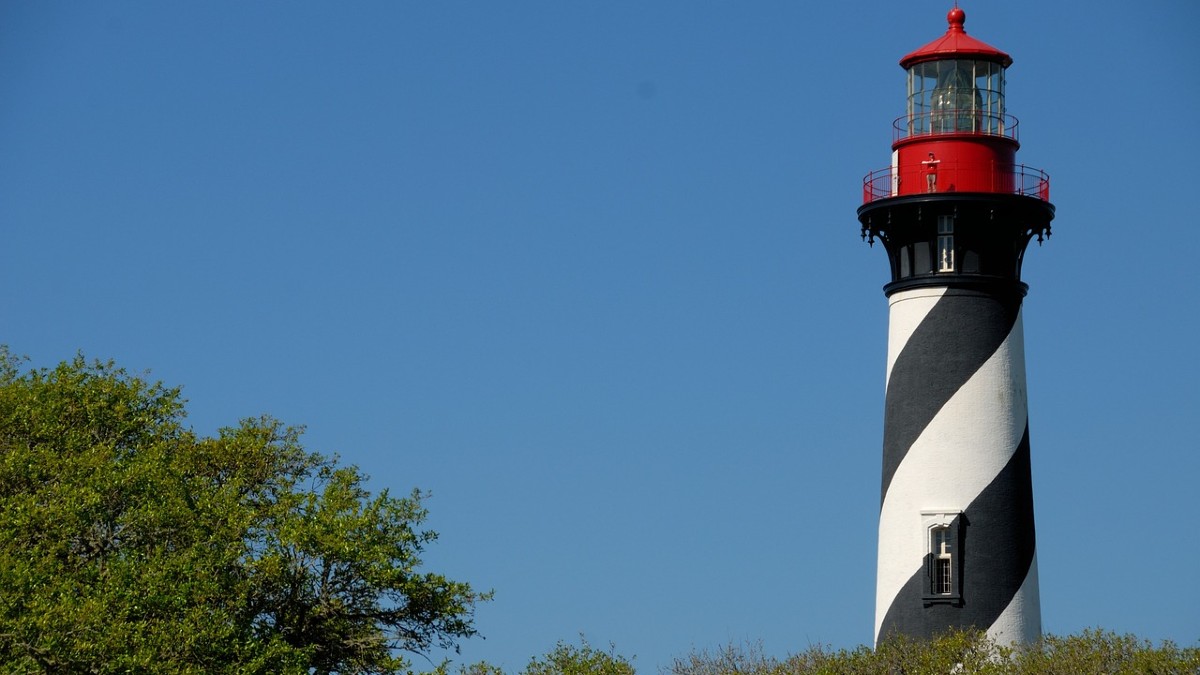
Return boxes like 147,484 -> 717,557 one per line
937,215 -> 955,272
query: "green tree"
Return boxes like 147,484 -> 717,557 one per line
0,349 -> 489,674
522,638 -> 635,675
459,637 -> 634,675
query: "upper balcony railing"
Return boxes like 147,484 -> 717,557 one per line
862,160 -> 1050,204
894,110 -> 1020,143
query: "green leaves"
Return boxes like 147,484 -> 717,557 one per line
514,637 -> 636,675
667,630 -> 1200,675
491,632 -> 1199,675
0,348 -> 487,674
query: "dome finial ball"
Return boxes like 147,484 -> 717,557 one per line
948,7 -> 966,31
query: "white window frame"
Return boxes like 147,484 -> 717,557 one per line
937,215 -> 955,273
921,510 -> 963,602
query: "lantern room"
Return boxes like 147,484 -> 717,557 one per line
861,7 -> 1049,202
901,7 -> 1010,138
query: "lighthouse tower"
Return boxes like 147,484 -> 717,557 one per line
857,8 -> 1053,645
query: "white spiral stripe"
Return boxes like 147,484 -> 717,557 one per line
885,287 -> 946,390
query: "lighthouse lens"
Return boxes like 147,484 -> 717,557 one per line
931,61 -> 981,132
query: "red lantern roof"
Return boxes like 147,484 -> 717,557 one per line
899,7 -> 1012,68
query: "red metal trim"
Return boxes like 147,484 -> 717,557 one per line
861,163 -> 1050,204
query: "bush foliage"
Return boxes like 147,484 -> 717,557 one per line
473,631 -> 1199,675
669,629 -> 1200,675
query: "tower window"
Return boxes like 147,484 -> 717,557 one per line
937,216 -> 955,272
933,527 -> 952,594
922,511 -> 962,604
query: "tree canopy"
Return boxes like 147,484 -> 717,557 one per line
0,349 -> 488,674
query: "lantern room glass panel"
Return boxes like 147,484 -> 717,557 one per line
973,61 -> 1006,134
906,59 -> 1005,136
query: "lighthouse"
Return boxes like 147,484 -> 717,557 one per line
857,8 -> 1053,645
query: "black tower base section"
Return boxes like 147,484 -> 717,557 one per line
857,193 -> 1055,296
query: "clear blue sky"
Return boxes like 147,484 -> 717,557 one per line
2,1 -> 1197,670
